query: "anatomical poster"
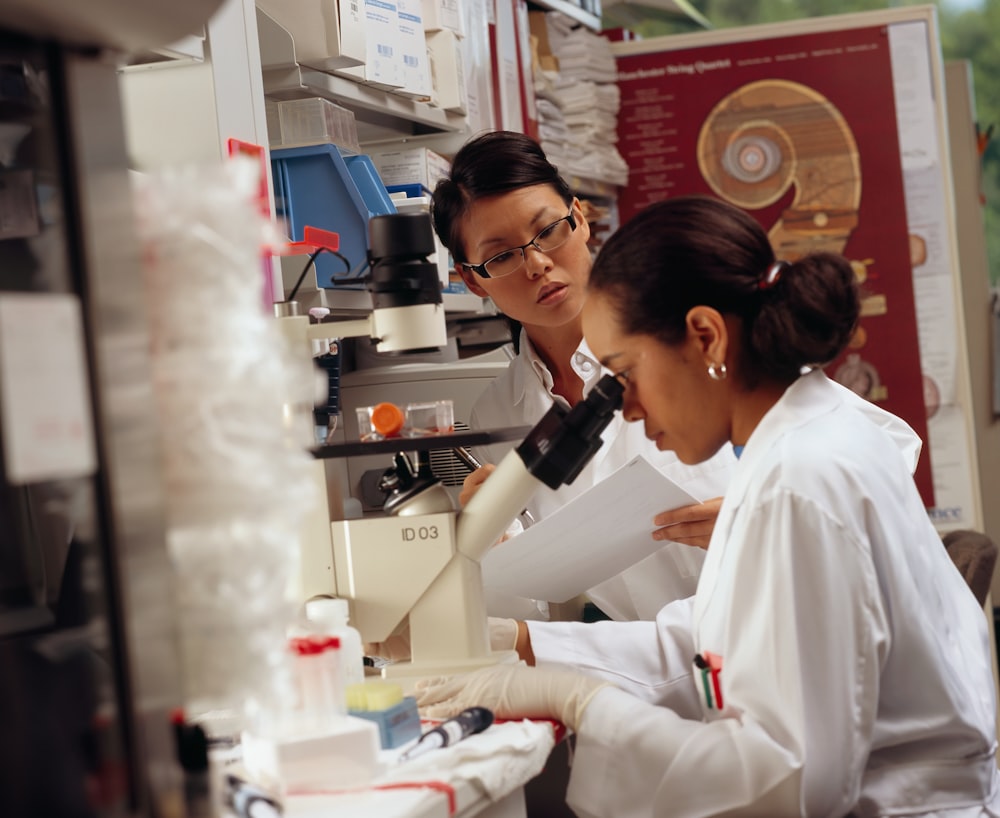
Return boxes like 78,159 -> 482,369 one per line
613,19 -> 935,506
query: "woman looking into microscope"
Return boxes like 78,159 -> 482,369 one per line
415,195 -> 997,817
428,130 -> 918,627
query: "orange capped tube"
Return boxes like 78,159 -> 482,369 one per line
370,402 -> 404,437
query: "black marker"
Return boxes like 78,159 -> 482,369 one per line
399,706 -> 494,761
171,710 -> 212,818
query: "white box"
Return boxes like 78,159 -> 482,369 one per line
242,717 -> 382,791
368,146 -> 451,190
256,0 -> 365,72
421,0 -> 462,34
460,0 -> 495,133
427,28 -> 466,113
394,0 -> 433,99
336,0 -> 404,90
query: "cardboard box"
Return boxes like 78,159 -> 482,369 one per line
426,28 -> 467,113
256,0 -> 365,72
461,0 -> 495,133
336,0 -> 404,90
421,0 -> 462,34
368,146 -> 451,190
394,0 -> 433,99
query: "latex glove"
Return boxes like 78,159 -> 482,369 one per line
415,664 -> 612,732
652,497 -> 723,550
366,618 -> 520,662
488,617 -> 518,651
363,619 -> 411,663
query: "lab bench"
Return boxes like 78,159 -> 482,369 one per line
252,718 -> 559,818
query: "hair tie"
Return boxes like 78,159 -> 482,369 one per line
759,260 -> 788,290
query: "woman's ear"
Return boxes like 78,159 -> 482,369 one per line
456,263 -> 489,297
572,196 -> 592,244
686,306 -> 728,367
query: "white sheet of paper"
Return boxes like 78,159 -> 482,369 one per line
0,292 -> 97,484
480,455 -> 700,603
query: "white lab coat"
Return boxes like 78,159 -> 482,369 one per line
473,334 -> 921,624
471,331 -> 736,621
529,370 -> 1000,817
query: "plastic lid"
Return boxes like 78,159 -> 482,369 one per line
306,596 -> 350,625
371,402 -> 404,437
288,635 -> 340,655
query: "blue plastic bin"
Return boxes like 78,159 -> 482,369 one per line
271,144 -> 396,289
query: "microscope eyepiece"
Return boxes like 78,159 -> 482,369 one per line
515,373 -> 624,490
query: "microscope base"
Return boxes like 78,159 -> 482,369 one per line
379,649 -> 522,689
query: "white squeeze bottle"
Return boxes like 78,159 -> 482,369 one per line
305,597 -> 365,687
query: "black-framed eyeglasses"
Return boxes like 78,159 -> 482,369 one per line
461,209 -> 577,279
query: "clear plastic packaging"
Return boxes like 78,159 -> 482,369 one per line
275,98 -> 361,154
356,399 -> 454,441
403,399 -> 454,437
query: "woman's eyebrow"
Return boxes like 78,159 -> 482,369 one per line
599,352 -> 624,369
475,204 -> 565,253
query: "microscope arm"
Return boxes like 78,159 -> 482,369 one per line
457,372 -> 625,562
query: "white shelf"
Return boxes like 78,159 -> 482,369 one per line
262,65 -> 466,143
120,31 -> 206,69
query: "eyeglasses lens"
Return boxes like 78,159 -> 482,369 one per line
483,216 -> 574,278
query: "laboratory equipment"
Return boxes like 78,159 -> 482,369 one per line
346,681 -> 422,749
321,375 -> 625,680
277,208 -> 624,680
399,706 -> 495,762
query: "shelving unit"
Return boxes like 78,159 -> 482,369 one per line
257,10 -> 466,144
262,66 -> 466,143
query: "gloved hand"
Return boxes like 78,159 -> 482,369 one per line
414,663 -> 613,732
366,618 -> 521,662
488,618 -> 518,652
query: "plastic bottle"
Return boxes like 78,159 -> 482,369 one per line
288,635 -> 345,733
305,597 -> 365,687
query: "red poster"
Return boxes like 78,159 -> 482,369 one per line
615,24 -> 934,504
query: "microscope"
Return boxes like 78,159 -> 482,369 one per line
277,211 -> 624,680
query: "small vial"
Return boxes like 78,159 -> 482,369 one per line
288,635 -> 344,733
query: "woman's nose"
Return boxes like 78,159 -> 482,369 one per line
523,244 -> 553,278
621,394 -> 643,423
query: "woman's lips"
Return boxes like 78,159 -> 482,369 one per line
537,282 -> 567,304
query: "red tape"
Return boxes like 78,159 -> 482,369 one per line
374,781 -> 457,814
289,779 -> 457,815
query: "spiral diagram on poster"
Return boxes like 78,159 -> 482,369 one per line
697,79 -> 861,261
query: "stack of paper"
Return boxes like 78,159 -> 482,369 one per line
533,11 -> 629,187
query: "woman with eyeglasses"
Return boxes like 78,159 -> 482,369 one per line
429,131 -> 739,625
421,130 -> 920,632
415,195 -> 997,818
